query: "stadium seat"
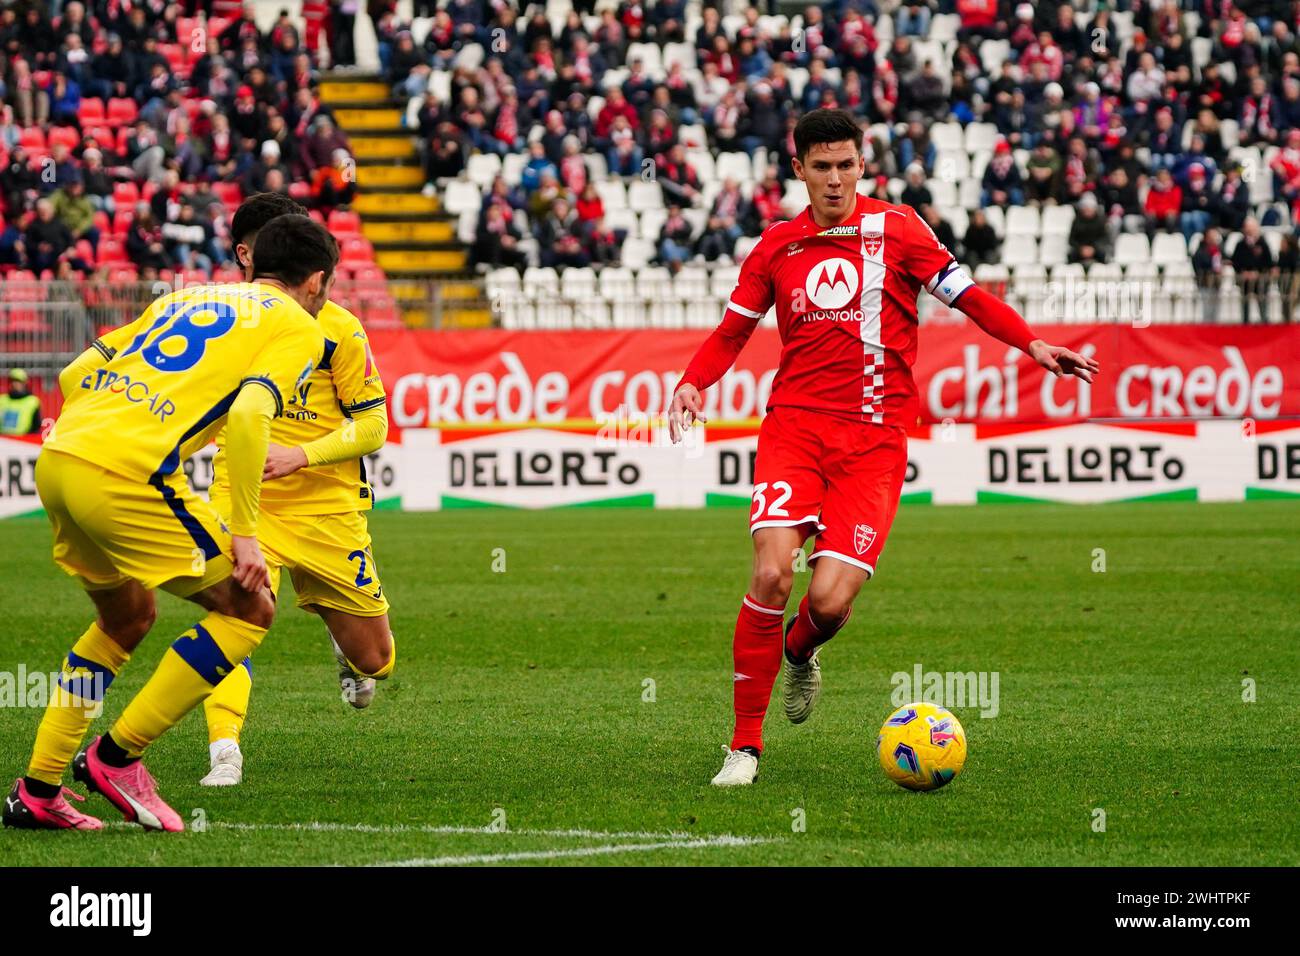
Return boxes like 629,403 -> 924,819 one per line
77,99 -> 105,125
107,98 -> 138,124
340,236 -> 375,263
1005,206 -> 1041,237
523,267 -> 559,301
1151,232 -> 1189,266
328,210 -> 362,237
599,266 -> 636,303
605,207 -> 638,236
442,179 -> 481,216
19,127 -> 46,150
716,152 -> 754,183
636,266 -> 672,302
48,127 -> 79,151
1114,233 -> 1151,264
211,181 -> 241,208
1002,236 -> 1038,267
466,153 -> 502,190
627,180 -> 664,212
620,238 -> 654,270
97,237 -> 128,264
112,182 -> 140,207
638,208 -> 667,242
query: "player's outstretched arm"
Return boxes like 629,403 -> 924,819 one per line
224,383 -> 279,591
956,285 -> 1100,384
262,403 -> 389,480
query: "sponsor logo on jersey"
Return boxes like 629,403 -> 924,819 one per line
805,257 -> 860,310
82,368 -> 176,422
816,225 -> 860,237
786,241 -> 803,256
853,523 -> 877,555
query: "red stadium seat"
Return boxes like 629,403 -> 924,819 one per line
308,209 -> 325,223
210,181 -> 242,208
48,126 -> 80,151
92,211 -> 110,233
288,181 -> 311,200
107,98 -> 138,124
350,265 -> 386,283
340,236 -> 375,263
114,127 -> 131,155
19,127 -> 46,150
108,266 -> 138,283
328,210 -> 362,236
74,239 -> 95,264
140,180 -> 158,202
112,182 -> 140,207
87,126 -> 114,148
112,209 -> 133,235
77,99 -> 105,125
97,237 -> 128,264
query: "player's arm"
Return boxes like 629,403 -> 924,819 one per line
264,317 -> 388,479
905,208 -> 1099,383
669,233 -> 776,442
263,404 -> 388,479
223,382 -> 279,591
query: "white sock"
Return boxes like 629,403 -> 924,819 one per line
209,738 -> 240,764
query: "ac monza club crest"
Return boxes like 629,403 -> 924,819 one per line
862,231 -> 884,256
853,523 -> 877,556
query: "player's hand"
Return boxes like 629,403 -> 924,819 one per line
668,384 -> 708,444
263,443 -> 309,481
1028,340 -> 1100,384
230,534 -> 270,592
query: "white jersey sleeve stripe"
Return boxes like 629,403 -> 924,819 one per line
725,299 -> 765,319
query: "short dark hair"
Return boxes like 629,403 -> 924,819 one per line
231,191 -> 307,247
250,214 -> 338,286
794,109 -> 863,162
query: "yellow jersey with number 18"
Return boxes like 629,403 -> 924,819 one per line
211,300 -> 386,516
46,282 -> 324,486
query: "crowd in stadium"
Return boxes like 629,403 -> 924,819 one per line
0,0 -> 363,282
417,0 -> 1300,323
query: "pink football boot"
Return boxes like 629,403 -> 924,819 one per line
3,778 -> 103,830
73,736 -> 183,833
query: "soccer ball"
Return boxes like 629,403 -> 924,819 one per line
876,702 -> 967,791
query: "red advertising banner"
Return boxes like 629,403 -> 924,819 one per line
372,324 -> 1300,432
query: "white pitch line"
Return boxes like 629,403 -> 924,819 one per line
373,834 -> 774,867
194,821 -> 703,840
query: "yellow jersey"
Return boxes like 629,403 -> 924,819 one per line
47,282 -> 324,487
211,300 -> 386,516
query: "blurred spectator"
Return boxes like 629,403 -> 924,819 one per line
696,179 -> 749,262
1231,218 -> 1274,324
25,198 -> 78,274
656,143 -> 702,207
1068,192 -> 1109,264
961,208 -> 1001,266
0,370 -> 41,437
472,203 -> 527,272
126,203 -> 171,274
1181,166 -> 1216,241
1144,168 -> 1183,235
657,203 -> 695,272
50,176 -> 98,253
537,197 -> 587,268
981,141 -> 1024,207
1192,227 -> 1224,323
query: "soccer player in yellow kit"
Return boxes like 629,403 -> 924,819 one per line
198,193 -> 394,787
2,215 -> 334,832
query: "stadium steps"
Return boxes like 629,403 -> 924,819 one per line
321,70 -> 475,318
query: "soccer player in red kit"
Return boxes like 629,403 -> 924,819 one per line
668,109 -> 1100,786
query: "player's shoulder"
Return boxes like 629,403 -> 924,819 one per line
749,217 -> 798,258
319,299 -> 366,340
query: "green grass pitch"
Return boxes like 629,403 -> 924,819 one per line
1,502 -> 1297,866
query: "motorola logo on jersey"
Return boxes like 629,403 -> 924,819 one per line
805,257 -> 860,310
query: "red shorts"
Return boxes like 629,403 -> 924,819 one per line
748,406 -> 908,577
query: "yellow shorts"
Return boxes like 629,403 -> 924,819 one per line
37,449 -> 233,596
210,495 -> 389,618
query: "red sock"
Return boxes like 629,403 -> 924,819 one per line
784,593 -> 852,664
730,595 -> 786,753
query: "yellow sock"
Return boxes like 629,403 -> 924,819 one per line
110,612 -> 265,758
204,658 -> 252,745
341,633 -> 396,679
26,623 -> 131,786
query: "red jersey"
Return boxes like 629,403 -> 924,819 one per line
680,194 -> 973,426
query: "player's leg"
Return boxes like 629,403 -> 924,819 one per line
783,424 -> 910,724
315,606 -> 395,709
286,511 -> 394,709
75,575 -> 275,831
5,581 -> 156,830
5,453 -> 157,830
713,408 -> 824,786
199,657 -> 252,787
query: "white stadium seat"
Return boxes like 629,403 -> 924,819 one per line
442,179 -> 481,216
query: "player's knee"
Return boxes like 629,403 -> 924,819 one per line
98,598 -> 156,646
807,591 -> 852,633
347,636 -> 392,678
750,562 -> 792,605
231,591 -> 276,631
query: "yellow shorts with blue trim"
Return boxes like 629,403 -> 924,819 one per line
37,449 -> 233,597
210,495 -> 389,618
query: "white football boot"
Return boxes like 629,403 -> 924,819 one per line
710,746 -> 759,787
783,648 -> 822,724
331,634 -> 376,709
200,739 -> 243,787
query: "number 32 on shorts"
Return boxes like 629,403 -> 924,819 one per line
751,481 -> 793,521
